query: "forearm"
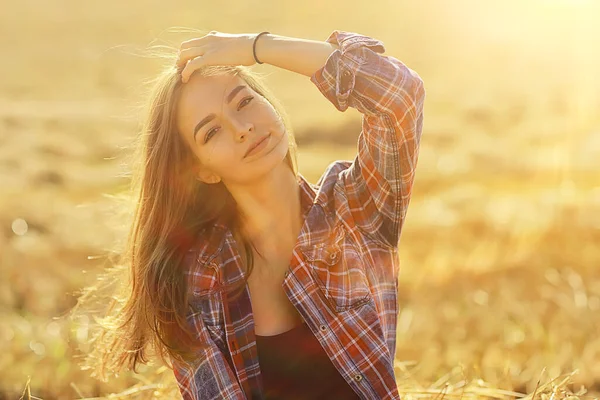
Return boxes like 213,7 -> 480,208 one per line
254,33 -> 339,77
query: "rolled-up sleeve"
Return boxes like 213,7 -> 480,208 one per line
310,30 -> 425,247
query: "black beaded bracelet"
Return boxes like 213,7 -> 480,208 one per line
253,31 -> 270,64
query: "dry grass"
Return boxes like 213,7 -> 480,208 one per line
1,0 -> 599,398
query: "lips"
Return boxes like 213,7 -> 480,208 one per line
244,134 -> 270,158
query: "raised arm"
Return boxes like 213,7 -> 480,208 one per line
260,31 -> 425,247
178,31 -> 339,82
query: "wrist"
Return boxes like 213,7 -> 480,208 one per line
253,32 -> 271,65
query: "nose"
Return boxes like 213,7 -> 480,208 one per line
226,116 -> 254,141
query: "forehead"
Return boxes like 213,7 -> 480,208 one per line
176,73 -> 246,135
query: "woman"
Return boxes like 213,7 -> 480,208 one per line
80,30 -> 425,399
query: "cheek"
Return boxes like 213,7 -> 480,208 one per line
208,140 -> 239,166
262,110 -> 285,137
274,117 -> 287,145
197,140 -> 227,169
253,100 -> 282,129
273,112 -> 285,132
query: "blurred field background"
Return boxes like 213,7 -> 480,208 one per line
1,0 -> 599,398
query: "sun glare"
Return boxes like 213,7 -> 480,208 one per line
538,0 -> 595,5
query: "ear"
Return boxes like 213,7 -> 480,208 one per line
194,165 -> 222,184
197,174 -> 222,184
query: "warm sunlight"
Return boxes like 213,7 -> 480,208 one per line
540,0 -> 595,4
3,0 -> 599,398
530,0 -> 600,12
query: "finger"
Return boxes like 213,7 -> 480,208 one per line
177,46 -> 206,67
179,31 -> 216,51
181,57 -> 204,83
179,38 -> 203,52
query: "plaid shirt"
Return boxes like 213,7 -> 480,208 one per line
171,30 -> 425,399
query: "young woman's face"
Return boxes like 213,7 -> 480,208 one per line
175,73 -> 289,185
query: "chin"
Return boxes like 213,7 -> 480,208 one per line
225,148 -> 287,185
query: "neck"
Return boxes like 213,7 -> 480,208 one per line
225,162 -> 302,251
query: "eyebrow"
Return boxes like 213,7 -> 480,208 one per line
192,85 -> 247,142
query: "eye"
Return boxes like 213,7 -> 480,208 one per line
238,96 -> 254,109
204,97 -> 254,143
205,127 -> 219,142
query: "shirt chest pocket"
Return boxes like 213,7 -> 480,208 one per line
301,228 -> 372,313
190,295 -> 227,354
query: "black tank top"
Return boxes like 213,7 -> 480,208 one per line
255,321 -> 361,400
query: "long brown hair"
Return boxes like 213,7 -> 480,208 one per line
70,54 -> 298,380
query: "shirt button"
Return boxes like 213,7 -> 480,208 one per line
284,270 -> 289,277
319,324 -> 327,332
329,252 -> 338,261
341,70 -> 352,91
354,374 -> 363,382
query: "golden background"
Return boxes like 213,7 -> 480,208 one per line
1,0 -> 599,398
